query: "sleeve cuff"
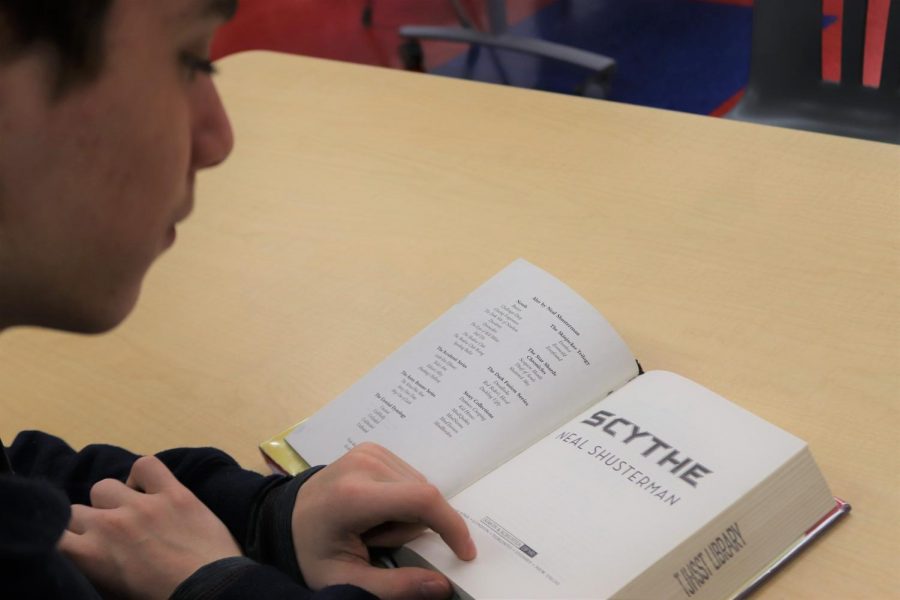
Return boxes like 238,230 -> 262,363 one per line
245,466 -> 325,582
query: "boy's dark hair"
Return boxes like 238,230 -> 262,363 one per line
0,0 -> 114,94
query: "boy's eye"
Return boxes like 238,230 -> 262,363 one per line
180,52 -> 217,78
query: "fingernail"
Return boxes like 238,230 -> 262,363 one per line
419,579 -> 450,599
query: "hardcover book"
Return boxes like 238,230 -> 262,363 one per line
262,259 -> 849,599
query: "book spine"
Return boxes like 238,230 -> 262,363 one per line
732,498 -> 850,599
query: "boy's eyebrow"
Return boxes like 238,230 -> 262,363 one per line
181,0 -> 236,23
204,0 -> 238,21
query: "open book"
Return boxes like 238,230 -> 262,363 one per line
262,259 -> 849,599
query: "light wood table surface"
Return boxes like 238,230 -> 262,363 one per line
1,51 -> 897,598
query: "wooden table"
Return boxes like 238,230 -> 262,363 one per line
1,51 -> 897,598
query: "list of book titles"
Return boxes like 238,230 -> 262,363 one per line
349,297 -> 590,439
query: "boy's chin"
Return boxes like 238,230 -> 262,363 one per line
51,284 -> 143,335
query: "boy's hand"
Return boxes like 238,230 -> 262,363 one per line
292,443 -> 476,600
59,455 -> 242,600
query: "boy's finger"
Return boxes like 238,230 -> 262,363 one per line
125,455 -> 177,494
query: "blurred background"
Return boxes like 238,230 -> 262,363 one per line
210,0 -> 893,120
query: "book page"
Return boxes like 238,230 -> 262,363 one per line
404,371 -> 831,599
287,259 -> 638,495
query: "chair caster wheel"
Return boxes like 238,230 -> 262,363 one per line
577,70 -> 613,99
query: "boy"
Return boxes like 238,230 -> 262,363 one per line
0,1 -> 474,598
